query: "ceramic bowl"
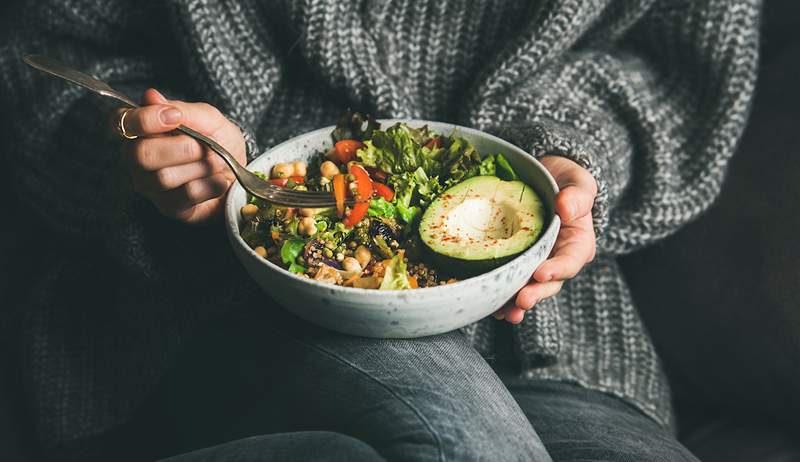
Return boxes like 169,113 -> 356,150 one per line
224,120 -> 560,338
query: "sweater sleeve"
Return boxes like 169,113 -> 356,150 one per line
472,0 -> 761,255
0,1 -> 265,280
0,1 -> 172,237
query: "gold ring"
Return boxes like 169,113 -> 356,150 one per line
117,108 -> 138,140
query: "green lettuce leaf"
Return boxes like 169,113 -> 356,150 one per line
389,167 -> 442,208
357,123 -> 444,175
442,137 -> 482,188
288,262 -> 306,274
367,197 -> 397,219
411,167 -> 442,205
280,239 -> 306,266
396,204 -> 421,224
379,253 -> 412,290
478,155 -> 496,176
495,154 -> 519,181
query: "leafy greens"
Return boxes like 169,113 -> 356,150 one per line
379,253 -> 412,290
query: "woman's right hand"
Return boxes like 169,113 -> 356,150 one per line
114,88 -> 247,224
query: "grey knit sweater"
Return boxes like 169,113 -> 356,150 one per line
0,0 -> 760,458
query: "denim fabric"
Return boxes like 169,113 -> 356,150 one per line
115,307 -> 550,462
509,381 -> 699,462
115,307 -> 694,462
158,432 -> 385,462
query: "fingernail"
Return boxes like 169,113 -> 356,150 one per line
160,107 -> 182,125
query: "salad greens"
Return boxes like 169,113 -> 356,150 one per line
358,124 -> 445,175
357,123 -> 512,229
367,197 -> 397,219
280,239 -> 306,274
241,111 -> 520,290
379,253 -> 412,290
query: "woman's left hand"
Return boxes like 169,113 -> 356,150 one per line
495,155 -> 598,324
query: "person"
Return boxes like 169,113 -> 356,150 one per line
0,0 -> 760,461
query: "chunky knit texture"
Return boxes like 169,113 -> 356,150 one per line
0,0 -> 760,458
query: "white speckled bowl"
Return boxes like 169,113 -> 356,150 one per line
225,120 -> 560,338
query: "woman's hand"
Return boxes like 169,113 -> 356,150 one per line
114,88 -> 247,224
495,155 -> 597,324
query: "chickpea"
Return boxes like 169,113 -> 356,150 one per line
241,203 -> 259,220
354,245 -> 372,268
291,161 -> 307,177
320,160 -> 340,179
342,257 -> 363,274
254,246 -> 267,258
299,208 -> 316,217
271,162 -> 293,179
298,216 -> 317,236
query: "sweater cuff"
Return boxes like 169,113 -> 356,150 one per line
488,122 -> 610,241
227,115 -> 261,162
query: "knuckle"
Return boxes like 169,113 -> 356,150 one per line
581,171 -> 598,195
140,108 -> 162,133
199,102 -> 223,119
207,152 -> 226,172
181,136 -> 202,162
516,286 -> 536,307
182,180 -> 206,203
211,173 -> 232,193
197,102 -> 226,130
154,168 -> 176,190
133,140 -> 153,170
173,207 -> 197,223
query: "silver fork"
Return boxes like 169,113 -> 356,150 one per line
22,54 -> 344,208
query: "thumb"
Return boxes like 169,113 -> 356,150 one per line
556,185 -> 594,223
540,155 -> 597,223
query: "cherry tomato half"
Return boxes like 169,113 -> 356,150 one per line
333,140 -> 364,164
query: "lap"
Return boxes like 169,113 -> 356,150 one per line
509,381 -> 698,462
157,431 -> 385,462
121,306 -> 549,462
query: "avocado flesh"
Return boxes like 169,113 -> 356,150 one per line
418,175 -> 545,276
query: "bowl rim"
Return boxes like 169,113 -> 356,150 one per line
225,119 -> 560,296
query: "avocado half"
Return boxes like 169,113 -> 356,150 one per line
418,176 -> 545,277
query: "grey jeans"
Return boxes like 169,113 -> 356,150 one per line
114,308 -> 696,462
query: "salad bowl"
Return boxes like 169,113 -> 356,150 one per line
224,120 -> 560,338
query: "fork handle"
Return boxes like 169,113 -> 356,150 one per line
175,125 -> 250,180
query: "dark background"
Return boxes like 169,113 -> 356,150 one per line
1,1 -> 799,461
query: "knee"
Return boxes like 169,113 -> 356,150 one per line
373,401 -> 549,462
305,432 -> 385,462
429,419 -> 550,462
159,432 -> 384,462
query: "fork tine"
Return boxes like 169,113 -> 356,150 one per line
251,188 -> 355,208
240,170 -> 358,208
